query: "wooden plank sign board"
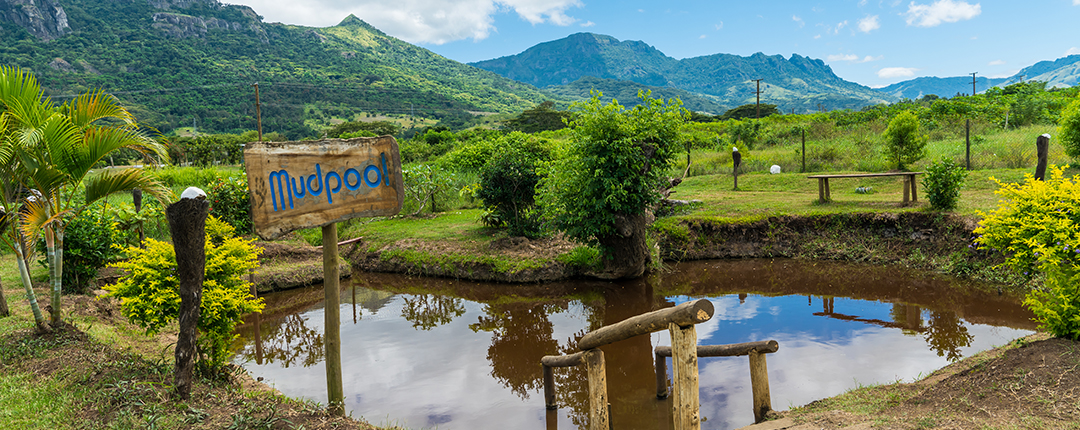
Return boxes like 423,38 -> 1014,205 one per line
244,137 -> 404,239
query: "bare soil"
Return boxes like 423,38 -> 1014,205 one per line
783,332 -> 1080,429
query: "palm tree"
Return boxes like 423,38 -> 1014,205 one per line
0,66 -> 172,327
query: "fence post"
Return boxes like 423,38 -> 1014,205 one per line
801,128 -> 806,173
1035,134 -> 1050,181
323,223 -> 344,416
655,350 -> 669,398
544,364 -> 556,409
965,119 -> 971,170
583,349 -> 609,430
749,350 -> 773,423
166,190 -> 209,400
670,322 -> 701,430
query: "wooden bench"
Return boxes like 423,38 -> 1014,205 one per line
807,172 -> 923,204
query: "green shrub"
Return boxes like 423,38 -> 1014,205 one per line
975,165 -> 1080,339
1059,99 -> 1080,161
882,110 -> 928,170
208,175 -> 251,234
476,144 -> 548,238
402,164 -> 456,214
922,157 -> 968,210
105,216 -> 264,367
50,204 -> 122,294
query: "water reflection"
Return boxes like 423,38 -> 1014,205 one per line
233,259 -> 1035,430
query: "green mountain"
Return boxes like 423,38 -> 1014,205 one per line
876,55 -> 1080,100
470,32 -> 896,113
0,0 -> 555,137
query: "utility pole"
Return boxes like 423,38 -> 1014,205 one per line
751,79 -> 764,119
970,72 -> 977,96
252,83 -> 263,141
1018,74 -> 1025,84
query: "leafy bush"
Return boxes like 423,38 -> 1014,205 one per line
476,141 -> 550,238
975,165 -> 1080,339
922,157 -> 968,210
208,175 -> 251,234
109,199 -> 169,246
50,205 -> 122,293
882,110 -> 928,170
105,216 -> 264,367
1059,99 -> 1080,161
402,164 -> 456,214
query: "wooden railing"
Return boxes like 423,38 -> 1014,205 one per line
541,299 -> 715,430
654,340 -> 780,423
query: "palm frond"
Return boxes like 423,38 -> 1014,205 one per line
62,90 -> 135,128
84,168 -> 175,207
19,195 -> 64,243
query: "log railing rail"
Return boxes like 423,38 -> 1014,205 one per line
541,299 -> 715,430
655,340 -> 780,423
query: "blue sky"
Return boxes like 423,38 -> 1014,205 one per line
232,0 -> 1080,88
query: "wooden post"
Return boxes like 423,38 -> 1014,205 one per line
133,188 -> 145,248
749,350 -> 773,423
577,300 -> 713,351
655,350 -> 669,399
817,178 -> 825,203
1035,134 -> 1050,181
902,175 -> 911,204
823,178 -> 831,201
965,119 -> 971,170
323,223 -> 344,416
543,364 -> 556,409
910,174 -> 918,203
801,128 -> 806,173
670,322 -> 701,430
732,148 -> 741,191
0,275 -> 8,318
166,193 -> 209,400
253,83 -> 263,142
583,349 -> 609,430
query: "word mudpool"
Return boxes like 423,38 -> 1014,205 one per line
267,154 -> 390,211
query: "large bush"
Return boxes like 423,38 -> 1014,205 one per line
882,110 -> 928,170
208,175 -> 251,234
975,165 -> 1080,339
922,157 -> 967,211
476,138 -> 552,238
1059,98 -> 1080,161
106,216 -> 264,367
48,204 -> 122,294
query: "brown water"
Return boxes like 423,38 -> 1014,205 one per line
233,259 -> 1035,430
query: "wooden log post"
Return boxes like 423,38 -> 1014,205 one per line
133,188 -> 145,248
655,350 -> 669,399
583,349 -> 609,430
166,190 -> 209,400
749,350 -> 773,423
1035,134 -> 1050,181
323,223 -> 344,416
902,175 -> 911,204
541,352 -> 584,410
577,300 -> 714,351
670,322 -> 701,430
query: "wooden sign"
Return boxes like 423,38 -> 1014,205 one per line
244,137 -> 404,239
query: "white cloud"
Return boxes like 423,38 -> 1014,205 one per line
793,15 -> 804,28
580,20 -> 594,27
828,54 -> 883,63
830,20 -> 849,34
699,34 -> 707,39
858,15 -> 880,32
1075,0 -> 1079,5
1067,47 -> 1080,55
905,0 -> 981,27
715,22 -> 724,30
878,67 -> 919,78
828,54 -> 860,62
233,0 -> 583,44
988,59 -> 1005,66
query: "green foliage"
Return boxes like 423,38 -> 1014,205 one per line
208,175 -> 251,234
539,91 -> 688,246
105,216 -> 264,367
882,110 -> 928,170
1023,270 -> 1080,340
1059,99 -> 1080,161
325,120 -> 401,138
402,164 -> 456,214
502,101 -> 570,133
720,103 -> 781,120
49,204 -> 122,294
922,157 -> 968,210
168,134 -> 246,167
107,199 -> 169,245
476,138 -> 552,238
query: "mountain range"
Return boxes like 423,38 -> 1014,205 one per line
875,55 -> 1080,100
470,32 -> 896,114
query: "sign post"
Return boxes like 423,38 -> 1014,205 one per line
245,136 -> 404,415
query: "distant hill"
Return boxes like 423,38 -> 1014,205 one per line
0,0 -> 555,137
470,32 -> 895,113
876,55 -> 1080,100
544,76 -> 728,114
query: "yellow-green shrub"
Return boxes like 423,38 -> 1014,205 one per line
105,216 -> 264,366
974,165 -> 1080,338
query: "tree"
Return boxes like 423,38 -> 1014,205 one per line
539,91 -> 688,279
882,110 -> 927,170
1059,99 -> 1080,161
502,101 -> 571,133
7,69 -> 171,327
324,120 -> 401,138
720,103 -> 780,120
